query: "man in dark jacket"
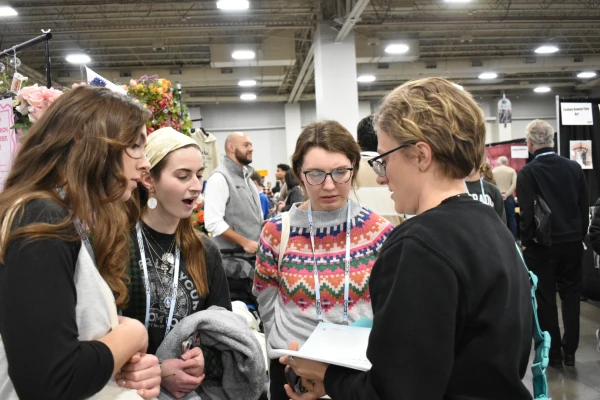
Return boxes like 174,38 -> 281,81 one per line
517,119 -> 589,368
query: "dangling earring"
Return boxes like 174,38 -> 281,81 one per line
147,197 -> 158,209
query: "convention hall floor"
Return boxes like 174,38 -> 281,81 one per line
523,299 -> 600,399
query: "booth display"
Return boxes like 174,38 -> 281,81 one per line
558,96 -> 600,300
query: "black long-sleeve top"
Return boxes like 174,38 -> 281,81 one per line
323,195 -> 533,400
0,200 -> 113,400
516,148 -> 589,247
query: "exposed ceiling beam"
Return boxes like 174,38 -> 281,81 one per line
287,42 -> 314,103
335,0 -> 370,43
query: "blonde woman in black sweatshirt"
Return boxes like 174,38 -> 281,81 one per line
280,77 -> 534,400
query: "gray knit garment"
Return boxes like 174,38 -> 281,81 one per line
155,306 -> 266,400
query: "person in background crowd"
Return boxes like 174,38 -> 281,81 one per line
272,163 -> 291,196
465,165 -> 506,224
254,120 -> 393,400
121,127 -> 232,398
251,171 -> 271,220
0,86 -> 161,400
277,170 -> 304,213
353,114 -> 404,226
480,162 -> 496,184
587,197 -> 600,354
517,119 -> 589,368
280,78 -> 533,400
493,156 -> 518,240
204,132 -> 263,255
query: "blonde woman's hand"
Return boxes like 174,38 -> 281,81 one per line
284,379 -> 326,400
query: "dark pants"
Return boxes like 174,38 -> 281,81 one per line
504,195 -> 518,240
524,241 -> 583,358
269,358 -> 289,400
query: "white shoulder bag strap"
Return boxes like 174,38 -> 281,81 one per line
278,212 -> 291,274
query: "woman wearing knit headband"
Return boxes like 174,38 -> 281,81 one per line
119,127 -> 231,398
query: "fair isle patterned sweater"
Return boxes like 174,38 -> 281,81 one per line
252,198 -> 393,359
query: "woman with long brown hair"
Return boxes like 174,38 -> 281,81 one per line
120,127 -> 231,399
0,86 -> 161,399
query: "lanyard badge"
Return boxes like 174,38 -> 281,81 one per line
307,201 -> 352,325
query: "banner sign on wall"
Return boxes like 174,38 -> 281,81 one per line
561,102 -> 594,126
570,140 -> 593,169
0,98 -> 18,191
497,95 -> 512,142
511,146 -> 529,159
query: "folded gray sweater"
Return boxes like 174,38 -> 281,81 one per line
155,306 -> 266,400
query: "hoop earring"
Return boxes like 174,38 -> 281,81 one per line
147,197 -> 158,209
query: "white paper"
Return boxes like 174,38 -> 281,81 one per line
511,146 -> 529,159
271,322 -> 372,371
561,102 -> 594,125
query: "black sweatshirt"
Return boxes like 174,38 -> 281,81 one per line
324,195 -> 533,400
517,148 -> 589,247
0,200 -> 113,400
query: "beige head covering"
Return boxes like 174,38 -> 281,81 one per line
144,127 -> 197,169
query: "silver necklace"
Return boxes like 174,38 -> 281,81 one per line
140,226 -> 174,274
142,234 -> 174,308
142,223 -> 175,266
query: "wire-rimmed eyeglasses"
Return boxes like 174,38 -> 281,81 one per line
301,167 -> 354,186
368,143 -> 413,177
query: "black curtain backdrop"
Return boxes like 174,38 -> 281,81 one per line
558,97 -> 600,205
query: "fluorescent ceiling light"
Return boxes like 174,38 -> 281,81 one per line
0,6 -> 18,16
577,71 -> 597,79
232,50 -> 255,60
478,72 -> 498,80
384,44 -> 409,54
534,86 -> 551,93
444,0 -> 471,2
534,45 -> 559,54
240,93 -> 257,101
357,75 -> 376,83
238,79 -> 257,87
216,0 -> 249,10
65,54 -> 91,64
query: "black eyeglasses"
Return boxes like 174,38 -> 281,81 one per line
301,168 -> 354,186
368,143 -> 413,177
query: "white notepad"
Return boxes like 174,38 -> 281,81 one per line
271,322 -> 372,371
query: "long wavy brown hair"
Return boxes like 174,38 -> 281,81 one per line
128,144 -> 209,298
0,86 -> 150,307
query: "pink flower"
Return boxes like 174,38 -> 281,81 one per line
15,84 -> 63,124
29,106 -> 43,123
71,82 -> 87,89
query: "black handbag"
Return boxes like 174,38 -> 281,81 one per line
533,194 -> 552,247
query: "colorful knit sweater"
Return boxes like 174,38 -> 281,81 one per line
253,198 -> 394,358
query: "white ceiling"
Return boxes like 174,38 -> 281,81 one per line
1,0 -> 599,103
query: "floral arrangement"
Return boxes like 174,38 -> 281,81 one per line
191,201 -> 207,234
126,76 -> 192,136
12,84 -> 63,130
